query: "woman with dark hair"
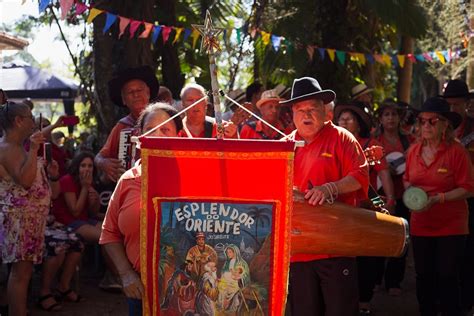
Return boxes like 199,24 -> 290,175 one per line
52,151 -> 101,242
100,102 -> 182,315
335,103 -> 395,315
0,101 -> 60,315
404,97 -> 474,316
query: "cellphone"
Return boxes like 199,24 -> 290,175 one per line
44,143 -> 52,163
63,115 -> 79,126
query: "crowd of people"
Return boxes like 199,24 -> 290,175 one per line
0,65 -> 473,316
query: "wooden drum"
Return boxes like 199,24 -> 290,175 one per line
291,192 -> 409,257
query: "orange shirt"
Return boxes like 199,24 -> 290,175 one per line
239,121 -> 290,140
292,122 -> 369,262
357,137 -> 388,189
99,165 -> 142,272
98,115 -> 136,159
404,141 -> 474,236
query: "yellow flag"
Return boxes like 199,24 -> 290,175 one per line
173,27 -> 184,44
435,51 -> 446,64
191,29 -> 200,49
327,49 -> 336,62
382,54 -> 391,67
261,31 -> 271,46
397,55 -> 405,68
356,53 -> 366,65
87,8 -> 103,24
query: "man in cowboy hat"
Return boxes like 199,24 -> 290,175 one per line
185,232 -> 218,279
95,66 -> 159,183
281,77 -> 369,316
442,79 -> 474,312
351,83 -> 373,104
240,88 -> 290,140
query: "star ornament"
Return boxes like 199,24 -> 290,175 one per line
192,10 -> 224,54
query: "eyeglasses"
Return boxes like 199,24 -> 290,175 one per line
417,117 -> 444,126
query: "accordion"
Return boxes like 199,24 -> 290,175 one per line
118,128 -> 138,170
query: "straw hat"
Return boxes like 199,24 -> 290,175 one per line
256,89 -> 283,109
351,83 -> 373,100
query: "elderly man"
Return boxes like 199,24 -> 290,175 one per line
240,89 -> 289,140
282,77 -> 369,316
178,83 -> 237,138
94,66 -> 159,182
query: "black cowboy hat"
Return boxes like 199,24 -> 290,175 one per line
108,66 -> 159,107
334,103 -> 372,133
279,77 -> 336,105
440,79 -> 474,99
414,97 -> 462,129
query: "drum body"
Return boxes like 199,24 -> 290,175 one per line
291,194 -> 409,257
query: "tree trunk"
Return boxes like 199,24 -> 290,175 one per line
397,36 -> 415,103
466,0 -> 474,89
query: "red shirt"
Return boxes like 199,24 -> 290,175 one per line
240,121 -> 290,140
404,141 -> 474,236
292,122 -> 369,262
99,165 -> 142,272
357,137 -> 388,189
52,174 -> 90,225
98,115 -> 136,159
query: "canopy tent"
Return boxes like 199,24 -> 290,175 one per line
1,61 -> 80,133
0,32 -> 29,51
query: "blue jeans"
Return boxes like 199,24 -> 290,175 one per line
127,298 -> 142,316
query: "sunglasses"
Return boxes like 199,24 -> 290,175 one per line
417,116 -> 444,126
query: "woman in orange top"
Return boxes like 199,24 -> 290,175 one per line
404,97 -> 474,316
100,103 -> 183,316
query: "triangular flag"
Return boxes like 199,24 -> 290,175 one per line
357,53 -> 366,65
261,31 -> 271,46
407,54 -> 416,63
284,40 -> 294,54
318,48 -> 325,60
173,27 -> 184,44
39,0 -> 52,13
236,28 -> 242,44
118,16 -> 131,38
191,29 -> 200,48
271,35 -> 282,51
152,25 -> 162,44
435,51 -> 446,64
397,55 -> 405,68
415,54 -> 425,62
250,28 -> 257,39
139,22 -> 153,38
129,20 -> 142,39
382,54 -> 392,66
103,13 -> 117,34
162,26 -> 172,43
306,45 -> 315,61
335,50 -> 346,65
374,54 -> 384,64
183,28 -> 192,41
423,53 -> 433,61
87,8 -> 103,24
442,50 -> 450,63
366,54 -> 374,64
391,55 -> 398,67
327,49 -> 336,62
75,2 -> 88,15
60,0 -> 74,20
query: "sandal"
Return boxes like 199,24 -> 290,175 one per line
55,288 -> 85,303
37,294 -> 62,312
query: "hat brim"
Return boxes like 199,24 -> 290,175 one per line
413,108 -> 463,129
351,88 -> 373,100
257,97 -> 284,109
108,67 -> 159,107
375,103 -> 406,115
439,92 -> 474,99
279,90 -> 336,106
334,104 -> 372,130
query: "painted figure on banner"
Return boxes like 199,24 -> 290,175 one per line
161,260 -> 196,315
217,244 -> 251,313
195,262 -> 219,316
186,232 -> 218,279
158,201 -> 272,315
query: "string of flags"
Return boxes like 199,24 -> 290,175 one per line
38,0 -> 464,68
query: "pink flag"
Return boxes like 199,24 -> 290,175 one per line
139,22 -> 154,38
75,2 -> 88,15
60,0 -> 74,20
118,16 -> 130,38
129,20 -> 142,39
162,26 -> 172,43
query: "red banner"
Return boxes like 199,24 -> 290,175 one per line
140,137 -> 295,316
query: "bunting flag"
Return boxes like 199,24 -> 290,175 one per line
87,8 -> 103,24
327,49 -> 336,62
151,25 -> 162,44
59,0 -> 74,20
173,27 -> 184,44
335,50 -> 346,65
139,22 -> 154,39
50,1 -> 464,70
103,13 -> 117,34
118,16 -> 131,38
161,26 -> 172,43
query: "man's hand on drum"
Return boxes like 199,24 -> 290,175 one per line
304,185 -> 330,205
